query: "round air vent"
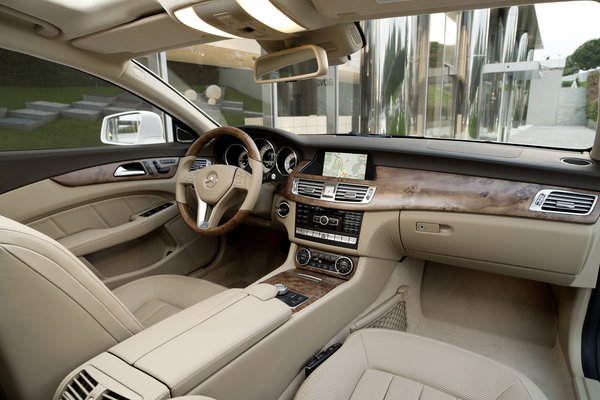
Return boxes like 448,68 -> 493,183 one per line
561,157 -> 593,166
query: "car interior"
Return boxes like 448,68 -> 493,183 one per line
1,0 -> 600,399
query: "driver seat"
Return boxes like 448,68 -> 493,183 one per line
0,215 -> 225,400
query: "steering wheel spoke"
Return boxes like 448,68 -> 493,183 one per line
175,127 -> 263,236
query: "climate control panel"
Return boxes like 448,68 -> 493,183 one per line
296,248 -> 355,277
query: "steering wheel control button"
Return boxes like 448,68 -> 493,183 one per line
296,248 -> 311,265
276,201 -> 290,218
274,283 -> 288,296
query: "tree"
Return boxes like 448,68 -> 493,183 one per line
563,38 -> 600,76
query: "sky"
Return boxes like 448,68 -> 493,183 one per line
533,1 -> 600,60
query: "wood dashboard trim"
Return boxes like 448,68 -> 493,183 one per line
263,269 -> 346,312
51,157 -> 179,186
283,161 -> 600,224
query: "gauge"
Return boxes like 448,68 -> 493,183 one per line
255,138 -> 275,173
276,147 -> 299,176
224,143 -> 249,170
283,153 -> 296,174
238,150 -> 248,169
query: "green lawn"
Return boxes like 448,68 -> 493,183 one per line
0,86 -> 123,150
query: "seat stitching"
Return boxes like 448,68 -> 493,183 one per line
367,366 -> 517,400
417,382 -> 424,400
359,332 -> 370,368
138,302 -> 180,326
381,372 -> 395,400
494,379 -> 520,400
349,369 -> 369,399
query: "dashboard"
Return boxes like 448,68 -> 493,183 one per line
207,125 -> 600,288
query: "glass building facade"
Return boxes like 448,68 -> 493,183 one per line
140,5 -> 543,140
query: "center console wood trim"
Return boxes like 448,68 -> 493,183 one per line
283,161 -> 600,224
263,269 -> 347,312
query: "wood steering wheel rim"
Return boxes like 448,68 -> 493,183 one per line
175,126 -> 262,236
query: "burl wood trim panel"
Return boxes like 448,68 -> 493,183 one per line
51,158 -> 179,186
263,269 -> 346,312
283,161 -> 600,224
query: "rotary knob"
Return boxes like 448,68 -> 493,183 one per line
274,283 -> 288,296
296,248 -> 311,265
275,201 -> 290,218
319,215 -> 329,225
335,256 -> 354,276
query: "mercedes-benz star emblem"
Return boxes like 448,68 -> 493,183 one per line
205,172 -> 218,188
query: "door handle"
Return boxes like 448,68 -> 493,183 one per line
113,162 -> 146,177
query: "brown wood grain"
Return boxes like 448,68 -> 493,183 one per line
51,158 -> 179,186
283,161 -> 600,224
186,126 -> 260,161
263,269 -> 346,312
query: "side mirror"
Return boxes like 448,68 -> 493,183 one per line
254,45 -> 329,84
100,111 -> 165,145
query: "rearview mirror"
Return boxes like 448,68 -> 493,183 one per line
100,111 -> 165,145
254,45 -> 329,84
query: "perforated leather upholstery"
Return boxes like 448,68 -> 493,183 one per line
0,215 -> 224,399
295,329 -> 548,400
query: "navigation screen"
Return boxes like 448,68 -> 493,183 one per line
322,152 -> 368,180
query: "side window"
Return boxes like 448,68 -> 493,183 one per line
0,48 -> 164,150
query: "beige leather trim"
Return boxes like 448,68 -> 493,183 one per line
111,288 -> 291,396
58,202 -> 177,256
295,329 -> 548,400
53,353 -> 169,400
187,257 -> 396,400
245,282 -> 279,300
401,211 -> 600,287
0,178 -> 176,223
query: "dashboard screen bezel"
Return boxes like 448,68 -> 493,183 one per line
300,151 -> 376,180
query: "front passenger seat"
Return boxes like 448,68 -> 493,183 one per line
295,329 -> 548,400
0,215 -> 225,400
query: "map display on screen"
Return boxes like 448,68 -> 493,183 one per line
322,152 -> 367,180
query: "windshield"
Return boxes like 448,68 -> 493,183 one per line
138,1 -> 600,150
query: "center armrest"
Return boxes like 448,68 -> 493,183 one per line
109,284 -> 291,397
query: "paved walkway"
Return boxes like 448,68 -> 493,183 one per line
507,125 -> 595,149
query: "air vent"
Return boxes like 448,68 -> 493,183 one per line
101,390 -> 130,400
190,158 -> 211,171
335,183 -> 369,202
530,190 -> 598,215
60,370 -> 98,400
295,179 -> 325,199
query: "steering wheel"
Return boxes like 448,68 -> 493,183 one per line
176,127 -> 262,236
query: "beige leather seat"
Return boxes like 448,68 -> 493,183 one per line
0,215 -> 225,400
295,329 -> 548,400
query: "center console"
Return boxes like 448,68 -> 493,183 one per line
295,203 -> 364,249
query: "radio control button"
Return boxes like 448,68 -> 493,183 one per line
341,236 -> 350,243
334,235 -> 342,242
327,233 -> 335,241
349,237 -> 357,245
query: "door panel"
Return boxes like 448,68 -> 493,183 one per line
0,161 -> 218,288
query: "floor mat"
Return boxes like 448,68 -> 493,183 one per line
407,262 -> 575,400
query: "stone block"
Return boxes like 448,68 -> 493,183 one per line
0,117 -> 45,131
9,108 -> 59,123
61,108 -> 101,121
83,94 -> 118,103
26,101 -> 70,112
71,101 -> 109,111
102,106 -> 134,116
0,108 -> 6,118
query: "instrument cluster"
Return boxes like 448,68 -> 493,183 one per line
221,137 -> 299,180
